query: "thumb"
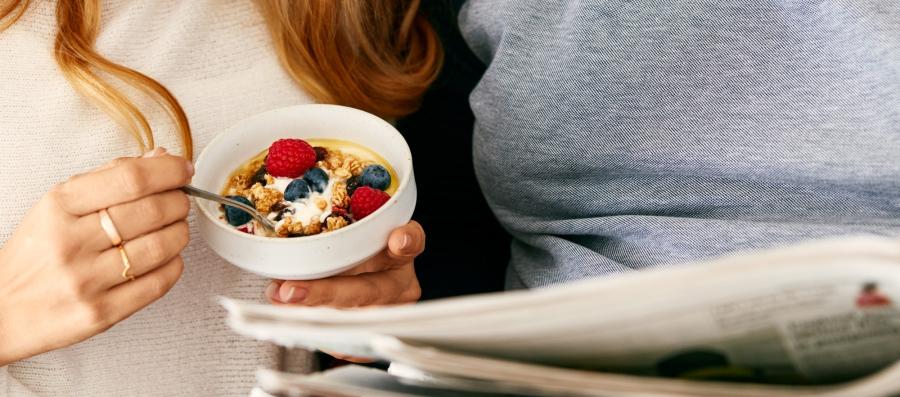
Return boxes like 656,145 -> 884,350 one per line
386,221 -> 426,261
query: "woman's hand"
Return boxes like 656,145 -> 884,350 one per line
0,148 -> 193,365
265,221 -> 426,307
265,221 -> 424,363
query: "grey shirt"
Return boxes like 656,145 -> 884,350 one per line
459,0 -> 900,289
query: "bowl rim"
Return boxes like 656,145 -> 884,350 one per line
193,104 -> 413,243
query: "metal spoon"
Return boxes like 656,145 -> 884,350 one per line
181,185 -> 279,233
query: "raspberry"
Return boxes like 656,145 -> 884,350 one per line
349,186 -> 390,220
236,223 -> 255,235
265,139 -> 316,178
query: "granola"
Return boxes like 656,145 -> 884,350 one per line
246,183 -> 283,213
331,181 -> 349,208
325,215 -> 349,232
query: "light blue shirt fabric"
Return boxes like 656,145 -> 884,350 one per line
458,0 -> 900,289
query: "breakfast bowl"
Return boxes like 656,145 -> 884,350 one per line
193,104 -> 416,280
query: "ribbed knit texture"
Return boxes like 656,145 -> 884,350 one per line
0,1 -> 313,395
459,0 -> 900,289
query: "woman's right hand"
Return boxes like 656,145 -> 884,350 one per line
0,148 -> 194,365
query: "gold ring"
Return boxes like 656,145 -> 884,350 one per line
117,245 -> 136,281
98,208 -> 123,246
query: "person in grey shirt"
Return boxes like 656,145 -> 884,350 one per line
458,1 -> 900,289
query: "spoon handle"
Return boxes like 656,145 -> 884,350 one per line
181,185 -> 279,233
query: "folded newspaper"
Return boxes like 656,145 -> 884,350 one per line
224,236 -> 900,397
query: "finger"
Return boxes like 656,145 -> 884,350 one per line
264,280 -> 284,304
91,147 -> 168,173
347,221 -> 426,275
99,255 -> 184,327
320,350 -> 376,364
53,153 -> 194,216
275,265 -> 420,307
387,221 -> 426,260
78,190 -> 191,251
93,221 -> 190,290
92,157 -> 129,172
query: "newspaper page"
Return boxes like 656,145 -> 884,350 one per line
372,338 -> 859,397
224,236 -> 900,387
371,265 -> 900,385
253,366 -> 519,397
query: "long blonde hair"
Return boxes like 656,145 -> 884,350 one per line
0,0 -> 442,159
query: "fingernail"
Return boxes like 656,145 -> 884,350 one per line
265,282 -> 279,301
400,233 -> 412,250
141,147 -> 167,158
280,285 -> 307,303
185,160 -> 195,176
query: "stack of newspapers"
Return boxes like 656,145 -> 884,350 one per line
224,236 -> 900,397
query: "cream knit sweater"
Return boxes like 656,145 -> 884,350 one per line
0,0 -> 313,395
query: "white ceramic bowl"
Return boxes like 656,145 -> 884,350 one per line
193,104 -> 416,280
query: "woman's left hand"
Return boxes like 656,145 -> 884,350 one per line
265,221 -> 425,307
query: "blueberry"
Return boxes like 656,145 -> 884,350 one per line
284,179 -> 311,201
223,196 -> 253,226
303,167 -> 329,193
313,146 -> 327,162
359,164 -> 391,191
346,176 -> 361,196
